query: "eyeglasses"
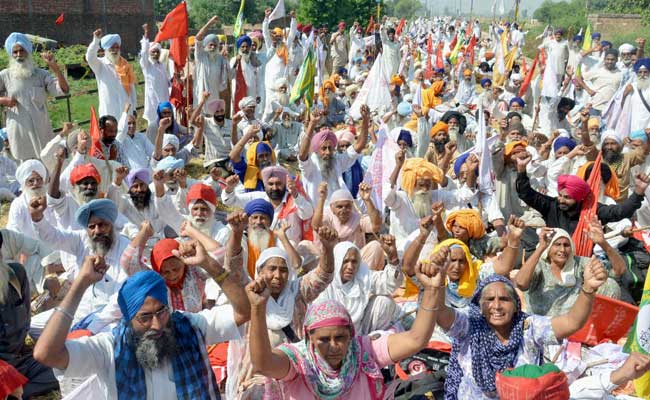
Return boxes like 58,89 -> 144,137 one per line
134,305 -> 169,324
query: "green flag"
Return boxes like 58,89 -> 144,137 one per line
623,271 -> 650,396
233,0 -> 245,38
582,24 -> 592,52
290,44 -> 316,109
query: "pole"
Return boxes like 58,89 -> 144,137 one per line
470,0 -> 474,20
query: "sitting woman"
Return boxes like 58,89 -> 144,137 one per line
514,218 -> 624,317
316,241 -> 403,335
431,246 -> 610,399
246,261 -> 443,400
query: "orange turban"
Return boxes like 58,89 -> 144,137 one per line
576,161 -> 620,200
429,120 -> 449,138
70,163 -> 101,186
400,158 -> 444,196
390,74 -> 404,86
504,140 -> 528,159
320,79 -> 337,108
445,209 -> 486,240
188,36 -> 196,46
272,27 -> 284,37
588,117 -> 601,130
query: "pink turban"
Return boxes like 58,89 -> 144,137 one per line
335,129 -> 355,145
205,98 -> 225,115
310,129 -> 338,153
261,166 -> 288,186
557,175 -> 591,202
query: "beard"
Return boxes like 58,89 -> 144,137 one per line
106,51 -> 121,65
72,186 -> 98,205
267,188 -> 286,201
433,139 -> 448,153
190,214 -> 214,235
133,324 -> 177,370
411,190 -> 433,219
248,226 -> 272,251
130,189 -> 151,211
603,149 -> 621,164
8,57 -> 35,80
90,230 -> 114,256
318,157 -> 335,181
24,186 -> 46,201
258,159 -> 272,170
166,181 -> 179,192
206,48 -> 218,61
0,262 -> 10,305
276,92 -> 290,106
637,76 -> 650,90
239,50 -> 251,62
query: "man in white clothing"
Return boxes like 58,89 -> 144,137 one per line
140,24 -> 172,125
380,21 -> 401,78
623,58 -> 650,132
577,49 -> 624,113
86,30 -> 137,119
117,104 -> 155,171
194,16 -> 232,107
231,35 -> 260,109
0,32 -> 69,161
262,9 -> 297,118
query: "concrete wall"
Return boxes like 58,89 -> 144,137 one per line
588,14 -> 644,35
0,0 -> 154,54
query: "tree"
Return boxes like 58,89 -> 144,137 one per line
298,0 -> 377,29
386,0 -> 424,19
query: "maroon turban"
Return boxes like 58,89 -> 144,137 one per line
557,175 -> 591,202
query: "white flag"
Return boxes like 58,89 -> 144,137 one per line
541,52 -> 558,98
499,0 -> 506,15
349,53 -> 392,120
363,123 -> 399,219
476,105 -> 495,194
491,0 -> 497,14
412,82 -> 423,107
268,0 -> 285,22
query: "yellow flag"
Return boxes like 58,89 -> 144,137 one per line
624,271 -> 650,396
582,24 -> 592,52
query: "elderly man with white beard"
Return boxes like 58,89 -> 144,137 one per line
86,29 -> 137,119
0,32 -> 69,161
194,16 -> 232,107
29,199 -> 131,329
263,77 -> 301,122
231,35 -> 261,109
7,160 -> 57,241
622,58 -> 650,132
140,24 -> 172,125
191,92 -> 233,165
269,110 -> 303,161
298,106 -> 369,204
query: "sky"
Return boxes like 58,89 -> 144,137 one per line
424,0 -> 558,17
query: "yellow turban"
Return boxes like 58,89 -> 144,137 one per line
445,209 -> 486,240
431,239 -> 482,298
429,120 -> 449,138
390,74 -> 404,86
400,158 -> 443,196
243,142 -> 276,190
504,140 -> 528,159
273,27 -> 284,37
217,34 -> 226,43
188,36 -> 196,46
588,117 -> 601,130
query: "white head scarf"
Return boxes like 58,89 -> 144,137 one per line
162,134 -> 180,151
255,247 -> 298,330
540,228 -> 578,287
317,241 -> 371,327
16,159 -> 46,188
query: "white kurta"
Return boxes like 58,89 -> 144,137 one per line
116,111 -> 155,171
6,193 -> 57,242
628,81 -> 650,132
202,118 -> 232,162
262,17 -> 296,117
380,28 -> 401,78
0,68 -> 63,160
140,38 -> 171,124
230,56 -> 259,103
86,37 -> 137,119
193,44 -> 230,107
299,145 -> 360,204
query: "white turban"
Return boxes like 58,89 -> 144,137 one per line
238,96 -> 257,110
255,247 -> 289,272
41,251 -> 62,267
619,43 -> 635,54
16,159 -> 46,187
100,34 -> 121,50
600,129 -> 622,147
274,77 -> 289,91
162,134 -> 179,151
510,73 -> 522,81
149,42 -> 162,52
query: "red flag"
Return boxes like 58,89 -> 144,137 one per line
435,42 -> 444,69
233,62 -> 247,115
169,37 -> 188,72
424,36 -> 434,79
569,295 -> 638,346
395,18 -> 406,36
520,57 -> 528,76
449,33 -> 457,50
55,13 -> 65,26
89,106 -> 105,160
366,16 -> 375,34
519,52 -> 538,97
466,35 -> 477,65
572,152 -> 603,257
154,2 -> 189,42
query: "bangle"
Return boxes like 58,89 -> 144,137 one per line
507,243 -> 520,249
419,304 -> 440,312
54,306 -> 74,321
581,285 -> 596,295
214,270 -> 230,284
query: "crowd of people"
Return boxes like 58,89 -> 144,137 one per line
1,7 -> 650,400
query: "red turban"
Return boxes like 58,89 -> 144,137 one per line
151,238 -> 180,273
557,175 -> 591,202
186,183 -> 217,208
70,163 -> 101,186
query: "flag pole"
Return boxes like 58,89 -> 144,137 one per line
185,50 -> 191,126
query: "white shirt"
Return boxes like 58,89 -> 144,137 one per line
299,145 -> 360,204
57,305 -> 242,400
85,37 -> 137,119
117,111 -> 155,171
582,66 -> 624,112
140,38 -> 171,124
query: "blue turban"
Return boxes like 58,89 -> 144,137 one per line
480,78 -> 492,87
0,128 -> 7,141
155,156 -> 185,172
397,129 -> 413,148
454,152 -> 471,177
338,67 -> 348,75
100,34 -> 121,50
553,137 -> 576,153
629,130 -> 648,143
256,142 -> 272,155
353,56 -> 363,63
509,97 -> 525,108
591,32 -> 601,40
497,29 -> 504,35
203,34 -> 219,47
601,40 -> 612,48
397,101 -> 412,116
236,35 -> 252,49
4,32 -> 32,55
117,270 -> 168,322
157,101 -> 173,117
573,35 -> 583,42
434,67 -> 445,74
634,58 -> 650,73
244,198 -> 274,221
75,198 -> 118,227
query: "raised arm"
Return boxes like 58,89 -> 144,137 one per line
42,51 -> 69,94
196,16 -> 220,42
515,154 -> 554,216
191,91 -> 210,124
85,29 -> 103,73
596,173 -> 649,224
390,150 -> 405,188
273,221 -> 302,271
48,147 -> 66,199
354,105 -> 370,153
551,257 -> 608,339
358,182 -> 381,232
493,216 -> 525,276
311,182 -> 328,231
34,256 -> 109,370
514,228 -> 555,290
587,215 -> 626,277
229,125 -> 260,164
402,216 -> 434,277
152,117 -> 172,161
299,109 -> 321,162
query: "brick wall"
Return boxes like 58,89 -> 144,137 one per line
0,0 -> 154,55
588,14 -> 644,36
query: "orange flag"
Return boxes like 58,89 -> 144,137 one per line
519,52 -> 538,97
396,18 -> 406,36
435,42 -> 444,69
466,35 -> 477,65
169,37 -> 188,72
424,36 -> 434,79
449,33 -> 457,50
154,1 -> 189,42
55,13 -> 64,26
520,57 -> 528,76
572,153 -> 603,257
89,106 -> 105,160
366,16 -> 375,34
233,62 -> 247,115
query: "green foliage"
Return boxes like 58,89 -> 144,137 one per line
187,0 -> 282,30
384,0 -> 424,19
154,0 -> 179,17
600,0 -> 650,26
298,0 -> 377,29
533,0 -> 587,33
